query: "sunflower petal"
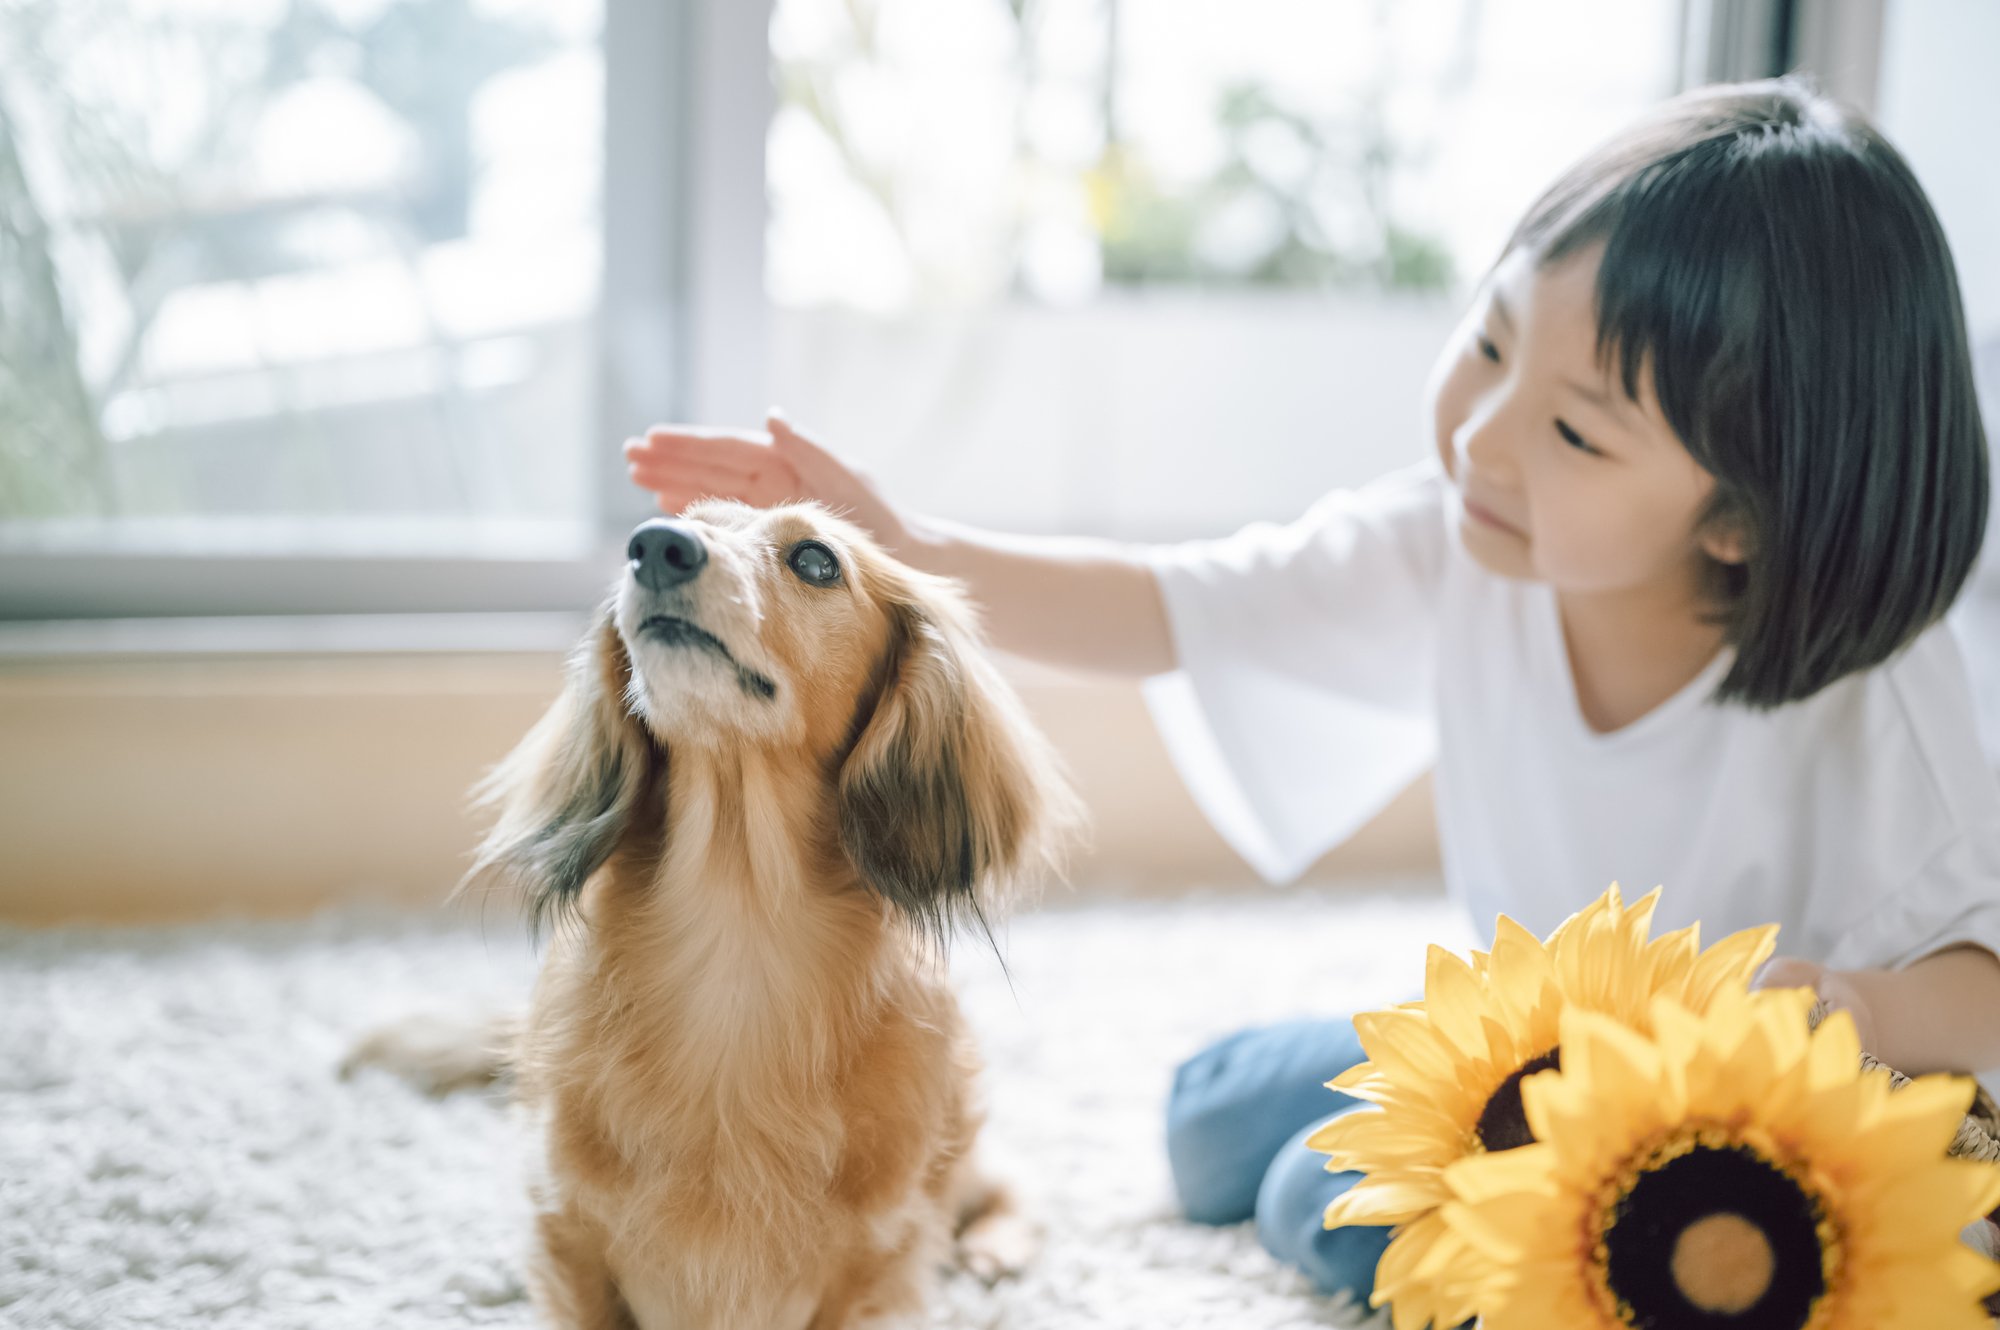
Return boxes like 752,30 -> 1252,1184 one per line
1322,1175 -> 1447,1229
1354,1008 -> 1460,1086
1423,944 -> 1491,1059
1681,922 -> 1780,1010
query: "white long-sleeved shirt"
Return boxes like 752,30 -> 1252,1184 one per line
1144,461 -> 2000,972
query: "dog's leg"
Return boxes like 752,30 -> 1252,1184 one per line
532,1202 -> 638,1330
339,1007 -> 522,1096
951,1161 -> 1040,1285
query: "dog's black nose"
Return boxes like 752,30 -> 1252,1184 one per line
628,519 -> 708,591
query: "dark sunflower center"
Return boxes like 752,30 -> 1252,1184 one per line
1602,1139 -> 1828,1329
1475,1047 -> 1561,1152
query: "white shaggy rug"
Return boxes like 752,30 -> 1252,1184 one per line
0,881 -> 1472,1330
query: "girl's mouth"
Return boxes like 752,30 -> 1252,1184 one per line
1462,495 -> 1526,538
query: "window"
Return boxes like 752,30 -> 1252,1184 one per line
2,0 -> 603,539
0,0 -> 701,621
769,0 -> 1684,311
762,0 -> 1686,539
5,1 -> 1803,620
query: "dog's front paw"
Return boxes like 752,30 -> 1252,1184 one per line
340,1009 -> 515,1096
955,1210 -> 1040,1285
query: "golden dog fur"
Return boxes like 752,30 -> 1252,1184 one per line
357,501 -> 1079,1329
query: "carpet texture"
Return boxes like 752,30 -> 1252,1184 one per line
1,882 -> 1470,1329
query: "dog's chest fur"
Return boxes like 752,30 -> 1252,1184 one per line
518,756 -> 968,1313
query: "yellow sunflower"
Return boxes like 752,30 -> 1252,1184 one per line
1310,884 -> 1777,1330
1440,986 -> 2000,1329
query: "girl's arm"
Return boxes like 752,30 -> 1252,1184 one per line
1759,948 -> 2000,1076
897,515 -> 1175,677
624,413 -> 1177,677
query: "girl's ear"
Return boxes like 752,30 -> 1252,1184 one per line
460,606 -> 658,935
837,578 -> 1082,948
1699,502 -> 1750,566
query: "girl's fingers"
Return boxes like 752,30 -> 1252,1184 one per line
767,414 -> 830,467
631,425 -> 798,469
629,458 -> 803,505
625,416 -> 823,511
635,432 -> 806,495
632,433 -> 771,477
635,424 -> 769,446
627,456 -> 763,491
635,426 -> 773,465
768,414 -> 861,495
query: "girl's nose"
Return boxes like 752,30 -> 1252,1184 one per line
1456,395 -> 1519,476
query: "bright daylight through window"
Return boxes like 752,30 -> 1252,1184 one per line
766,0 -> 1682,313
0,0 -> 602,550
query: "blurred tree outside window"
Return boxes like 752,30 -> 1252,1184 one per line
765,0 -> 1681,313
0,0 -> 602,532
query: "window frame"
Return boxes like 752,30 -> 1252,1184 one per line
0,0 -> 773,622
1684,0 -> 1885,112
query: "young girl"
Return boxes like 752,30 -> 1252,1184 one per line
624,79 -> 2000,1308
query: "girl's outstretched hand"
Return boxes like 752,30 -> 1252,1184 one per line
623,412 -> 910,550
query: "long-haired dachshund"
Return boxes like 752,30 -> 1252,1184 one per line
349,501 -> 1080,1328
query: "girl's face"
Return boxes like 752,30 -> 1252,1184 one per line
1428,243 -> 1738,600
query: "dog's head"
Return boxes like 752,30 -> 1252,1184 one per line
466,500 -> 1081,942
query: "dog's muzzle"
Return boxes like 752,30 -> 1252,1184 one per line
622,518 -> 778,702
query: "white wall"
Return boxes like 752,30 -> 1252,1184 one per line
770,293 -> 1459,540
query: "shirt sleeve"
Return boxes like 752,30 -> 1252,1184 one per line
1822,627 -> 2000,971
1824,830 -> 2000,972
1140,462 -> 1450,884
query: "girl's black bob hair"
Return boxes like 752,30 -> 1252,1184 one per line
1506,76 -> 1988,709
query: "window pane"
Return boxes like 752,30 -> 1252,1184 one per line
765,0 -> 1682,541
767,0 -> 1683,312
0,0 -> 603,544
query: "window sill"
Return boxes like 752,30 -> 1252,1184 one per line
0,612 -> 591,665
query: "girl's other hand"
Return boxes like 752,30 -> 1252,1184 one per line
1753,956 -> 1880,1056
623,411 -> 911,551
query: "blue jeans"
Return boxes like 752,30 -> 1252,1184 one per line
1165,1017 -> 1392,1304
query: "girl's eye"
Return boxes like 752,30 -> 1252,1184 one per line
1475,334 -> 1501,364
786,540 -> 841,586
1555,419 -> 1602,457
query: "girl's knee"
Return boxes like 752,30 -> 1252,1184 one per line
1254,1118 -> 1392,1304
1164,1033 -> 1272,1223
1165,1019 -> 1368,1226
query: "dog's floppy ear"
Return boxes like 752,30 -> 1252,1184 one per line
838,570 -> 1081,947
460,605 -> 657,935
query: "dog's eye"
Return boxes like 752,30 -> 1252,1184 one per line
786,540 -> 841,587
